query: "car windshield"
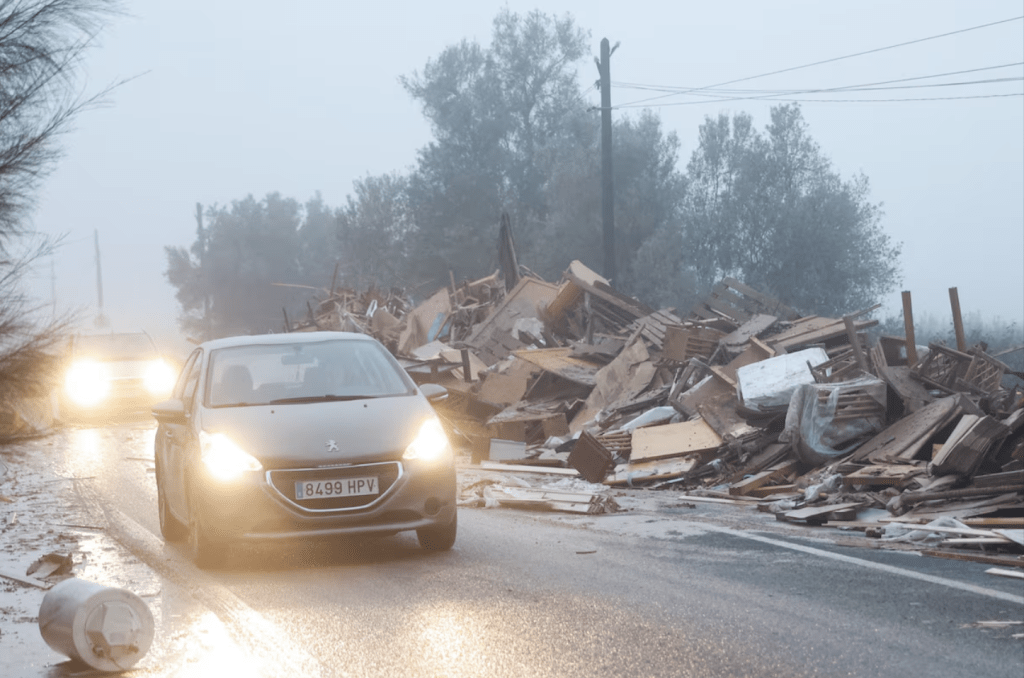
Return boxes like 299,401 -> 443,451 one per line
205,338 -> 415,407
74,333 -> 157,361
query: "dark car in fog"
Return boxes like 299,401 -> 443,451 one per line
152,331 -> 457,568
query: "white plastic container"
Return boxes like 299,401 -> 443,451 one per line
38,578 -> 154,672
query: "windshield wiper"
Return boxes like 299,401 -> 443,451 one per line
268,394 -> 378,405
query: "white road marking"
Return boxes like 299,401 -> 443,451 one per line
703,523 -> 1024,605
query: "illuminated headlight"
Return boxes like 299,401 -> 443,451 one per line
402,418 -> 452,463
65,361 -> 111,407
200,431 -> 262,481
143,359 -> 176,396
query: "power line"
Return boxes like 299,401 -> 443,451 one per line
613,14 -> 1024,109
612,61 -> 1024,96
612,77 -> 1024,108
616,92 -> 1023,108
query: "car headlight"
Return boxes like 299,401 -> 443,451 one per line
402,417 -> 452,463
143,359 -> 176,396
65,361 -> 111,407
200,431 -> 263,481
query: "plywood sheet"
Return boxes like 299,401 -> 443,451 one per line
512,347 -> 602,387
630,418 -> 723,462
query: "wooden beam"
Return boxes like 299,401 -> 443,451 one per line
949,287 -> 968,352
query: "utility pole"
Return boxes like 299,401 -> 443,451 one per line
93,229 -> 108,328
597,38 -> 618,283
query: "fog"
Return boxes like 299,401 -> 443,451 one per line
26,0 -> 1024,354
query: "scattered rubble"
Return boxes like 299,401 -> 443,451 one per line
291,242 -> 1023,566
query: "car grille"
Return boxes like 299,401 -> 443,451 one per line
266,462 -> 402,513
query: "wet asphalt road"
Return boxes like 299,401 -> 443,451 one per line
21,420 -> 1024,677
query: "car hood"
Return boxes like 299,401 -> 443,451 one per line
198,394 -> 436,469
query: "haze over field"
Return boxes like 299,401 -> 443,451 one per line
26,1 -> 1024,349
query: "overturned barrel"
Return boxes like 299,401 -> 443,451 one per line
38,578 -> 154,672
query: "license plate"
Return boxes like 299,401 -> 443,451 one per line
295,477 -> 379,499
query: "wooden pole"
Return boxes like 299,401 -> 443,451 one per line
949,287 -> 967,351
843,315 -> 870,373
901,291 -> 918,366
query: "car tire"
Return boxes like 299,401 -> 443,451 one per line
156,457 -> 186,542
186,477 -> 226,569
417,511 -> 457,551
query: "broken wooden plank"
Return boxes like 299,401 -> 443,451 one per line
604,456 -> 699,486
843,464 -> 924,487
930,414 -> 1009,478
475,462 -> 579,476
729,460 -> 800,496
777,502 -> 864,524
851,396 -> 962,463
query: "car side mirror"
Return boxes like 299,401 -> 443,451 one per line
419,383 -> 448,403
152,398 -> 187,423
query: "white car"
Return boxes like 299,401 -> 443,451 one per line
152,331 -> 457,568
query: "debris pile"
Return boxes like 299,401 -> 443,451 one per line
295,255 -> 1023,564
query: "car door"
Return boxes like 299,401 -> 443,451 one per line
162,349 -> 203,520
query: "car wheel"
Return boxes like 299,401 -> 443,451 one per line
417,511 -> 457,551
186,478 -> 226,569
156,457 -> 186,542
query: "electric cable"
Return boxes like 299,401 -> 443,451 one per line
612,14 -> 1024,109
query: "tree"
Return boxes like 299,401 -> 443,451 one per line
401,8 -> 590,283
335,173 -> 412,289
0,0 -> 117,423
678,104 -> 901,316
166,193 -> 309,338
537,110 -> 687,304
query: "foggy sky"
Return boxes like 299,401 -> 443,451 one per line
26,0 -> 1024,349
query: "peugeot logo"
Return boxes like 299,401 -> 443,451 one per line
326,439 -> 339,452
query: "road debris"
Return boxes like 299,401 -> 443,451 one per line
282,234 -> 1023,562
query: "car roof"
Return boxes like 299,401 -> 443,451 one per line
198,331 -> 374,352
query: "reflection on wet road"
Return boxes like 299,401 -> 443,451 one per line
14,421 -> 1024,678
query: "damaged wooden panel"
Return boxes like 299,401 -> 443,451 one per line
697,390 -> 760,442
570,334 -> 657,433
720,314 -> 778,352
486,398 -> 573,444
512,347 -> 603,387
630,418 -> 722,463
478,372 -> 531,406
767,316 -> 878,354
662,325 -> 726,363
851,396 -> 966,463
930,415 -> 1010,478
564,260 -> 655,326
568,430 -> 616,483
626,309 -> 686,350
398,288 -> 452,356
465,277 -> 560,366
690,278 -> 799,325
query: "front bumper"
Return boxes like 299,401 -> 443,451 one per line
193,458 -> 457,542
